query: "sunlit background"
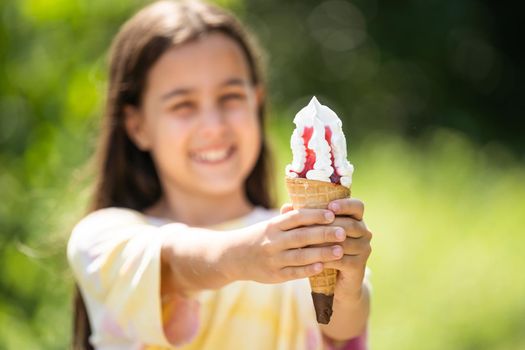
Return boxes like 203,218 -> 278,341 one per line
1,0 -> 524,348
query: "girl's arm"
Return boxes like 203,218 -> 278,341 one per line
160,226 -> 237,295
159,207 -> 352,345
159,207 -> 348,296
320,282 -> 370,345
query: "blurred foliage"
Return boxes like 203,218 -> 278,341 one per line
246,0 -> 525,154
0,0 -> 524,348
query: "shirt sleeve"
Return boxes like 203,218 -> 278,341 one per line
67,207 -> 187,347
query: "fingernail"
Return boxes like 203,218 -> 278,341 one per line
314,263 -> 323,272
335,228 -> 345,240
330,203 -> 340,212
324,211 -> 334,221
332,246 -> 343,257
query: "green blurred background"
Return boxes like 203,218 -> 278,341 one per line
1,0 -> 524,348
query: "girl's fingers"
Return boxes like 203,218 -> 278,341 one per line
275,208 -> 334,231
280,203 -> 294,215
280,245 -> 343,266
280,225 -> 346,249
332,217 -> 372,239
323,253 -> 370,271
279,262 -> 324,280
340,237 -> 371,255
328,198 -> 365,221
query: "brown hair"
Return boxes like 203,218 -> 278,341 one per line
72,1 -> 273,348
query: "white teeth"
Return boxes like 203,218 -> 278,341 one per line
192,147 -> 231,162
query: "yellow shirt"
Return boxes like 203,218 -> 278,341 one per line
68,207 -> 366,350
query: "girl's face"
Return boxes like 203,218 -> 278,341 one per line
125,33 -> 263,198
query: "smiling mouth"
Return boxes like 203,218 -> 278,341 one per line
190,145 -> 236,164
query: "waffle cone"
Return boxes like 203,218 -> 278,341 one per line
308,267 -> 338,294
285,177 -> 350,210
285,177 -> 350,324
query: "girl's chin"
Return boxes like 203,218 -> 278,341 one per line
194,182 -> 243,197
186,173 -> 245,195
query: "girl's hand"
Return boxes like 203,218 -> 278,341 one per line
281,199 -> 372,302
227,208 -> 347,283
325,199 -> 372,302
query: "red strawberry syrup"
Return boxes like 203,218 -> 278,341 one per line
295,126 -> 341,184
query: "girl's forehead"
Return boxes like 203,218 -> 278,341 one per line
147,33 -> 251,94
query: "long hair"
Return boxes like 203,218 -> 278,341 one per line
73,1 -> 273,348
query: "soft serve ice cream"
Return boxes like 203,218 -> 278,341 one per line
284,96 -> 354,324
285,96 -> 354,187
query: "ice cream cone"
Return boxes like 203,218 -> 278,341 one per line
285,177 -> 350,324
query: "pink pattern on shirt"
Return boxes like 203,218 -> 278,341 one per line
306,327 -> 320,350
101,312 -> 127,338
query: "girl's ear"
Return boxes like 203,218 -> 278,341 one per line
123,105 -> 152,151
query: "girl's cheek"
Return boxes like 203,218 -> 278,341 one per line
155,115 -> 192,150
160,112 -> 197,135
225,104 -> 257,124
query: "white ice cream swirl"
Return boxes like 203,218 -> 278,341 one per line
285,96 -> 354,188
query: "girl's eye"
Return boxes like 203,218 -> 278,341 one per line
170,101 -> 196,116
220,93 -> 246,107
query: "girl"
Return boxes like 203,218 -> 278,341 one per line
67,1 -> 372,349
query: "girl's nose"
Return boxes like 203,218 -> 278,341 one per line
199,107 -> 227,138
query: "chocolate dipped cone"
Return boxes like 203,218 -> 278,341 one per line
285,177 -> 350,324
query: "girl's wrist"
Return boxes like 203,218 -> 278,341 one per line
335,284 -> 364,305
216,229 -> 245,284
334,282 -> 367,309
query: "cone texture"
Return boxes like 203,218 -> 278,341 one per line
285,177 -> 350,323
285,178 -> 350,210
308,267 -> 338,294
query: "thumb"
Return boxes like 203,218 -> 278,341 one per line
280,203 -> 294,214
